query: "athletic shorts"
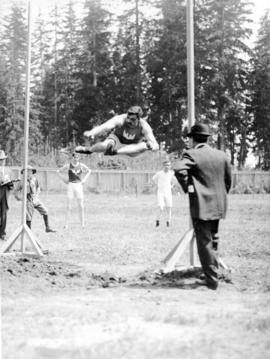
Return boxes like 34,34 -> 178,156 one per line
67,182 -> 84,200
107,133 -> 145,150
157,192 -> 172,209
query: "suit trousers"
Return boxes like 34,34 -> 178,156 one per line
192,218 -> 219,288
0,187 -> 9,237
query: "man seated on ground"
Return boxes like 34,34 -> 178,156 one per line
75,105 -> 159,157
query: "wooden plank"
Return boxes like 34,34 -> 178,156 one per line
162,228 -> 194,273
0,225 -> 23,253
24,224 -> 44,256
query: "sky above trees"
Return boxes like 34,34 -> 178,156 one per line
1,0 -> 269,26
0,0 -> 269,44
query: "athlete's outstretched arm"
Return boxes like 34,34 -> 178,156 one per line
141,120 -> 159,151
56,164 -> 69,184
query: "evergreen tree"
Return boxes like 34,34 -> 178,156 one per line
54,0 -> 81,146
195,0 -> 253,154
73,0 -> 113,140
251,10 -> 270,169
145,0 -> 187,152
0,4 -> 27,162
112,0 -> 158,112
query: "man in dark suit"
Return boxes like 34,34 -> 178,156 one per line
174,123 -> 232,289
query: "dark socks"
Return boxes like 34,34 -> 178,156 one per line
43,215 -> 56,233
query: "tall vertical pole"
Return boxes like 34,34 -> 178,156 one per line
186,0 -> 195,129
0,0 -> 43,256
186,0 -> 196,265
21,0 -> 32,243
135,0 -> 141,103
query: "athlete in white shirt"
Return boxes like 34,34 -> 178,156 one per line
152,159 -> 176,227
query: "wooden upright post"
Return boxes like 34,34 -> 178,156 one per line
187,0 -> 195,129
0,0 -> 44,257
161,0 -> 196,272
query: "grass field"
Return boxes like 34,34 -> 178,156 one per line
1,193 -> 270,359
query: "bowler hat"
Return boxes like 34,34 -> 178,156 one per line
187,123 -> 210,137
0,150 -> 7,160
21,165 -> 36,174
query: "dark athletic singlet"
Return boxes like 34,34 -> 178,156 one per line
113,120 -> 144,145
68,162 -> 83,183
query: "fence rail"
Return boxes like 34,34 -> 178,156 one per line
8,167 -> 270,194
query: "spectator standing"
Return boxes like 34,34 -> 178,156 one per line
152,159 -> 176,227
14,166 -> 56,232
57,152 -> 91,228
174,123 -> 232,290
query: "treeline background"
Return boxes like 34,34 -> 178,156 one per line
0,0 -> 269,170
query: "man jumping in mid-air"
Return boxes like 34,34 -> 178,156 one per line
75,105 -> 159,157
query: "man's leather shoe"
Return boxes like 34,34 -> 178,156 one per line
46,228 -> 56,233
195,279 -> 218,290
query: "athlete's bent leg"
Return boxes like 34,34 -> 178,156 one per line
75,139 -> 115,155
117,142 -> 148,156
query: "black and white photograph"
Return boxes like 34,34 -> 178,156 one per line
0,0 -> 270,358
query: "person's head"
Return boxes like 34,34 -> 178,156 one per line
71,152 -> 80,163
0,150 -> 7,166
126,106 -> 143,128
21,166 -> 36,179
162,159 -> 171,172
187,123 -> 210,146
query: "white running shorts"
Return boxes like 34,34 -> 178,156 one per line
157,192 -> 172,209
67,182 -> 84,200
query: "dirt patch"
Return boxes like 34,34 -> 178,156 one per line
1,256 -> 127,293
1,255 -> 234,294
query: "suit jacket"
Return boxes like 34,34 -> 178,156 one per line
174,143 -> 232,220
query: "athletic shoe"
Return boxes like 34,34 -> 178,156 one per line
75,146 -> 92,154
